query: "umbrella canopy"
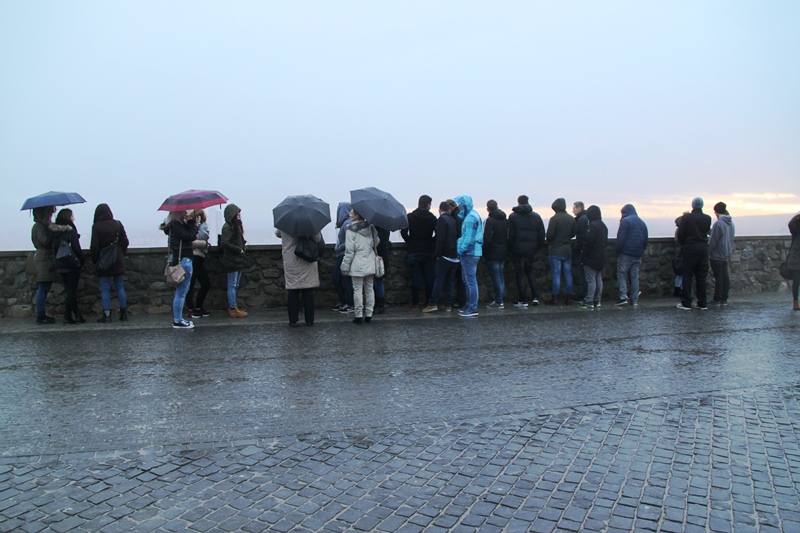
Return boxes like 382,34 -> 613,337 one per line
21,191 -> 86,211
158,189 -> 228,212
273,194 -> 331,237
350,187 -> 408,231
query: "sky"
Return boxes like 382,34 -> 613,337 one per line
1,1 -> 799,250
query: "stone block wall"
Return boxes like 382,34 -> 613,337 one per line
0,236 -> 793,317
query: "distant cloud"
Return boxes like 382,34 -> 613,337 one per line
631,192 -> 799,219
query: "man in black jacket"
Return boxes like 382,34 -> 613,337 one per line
423,202 -> 459,313
401,195 -> 437,307
507,195 -> 545,306
572,201 -> 589,301
483,200 -> 508,308
677,197 -> 712,310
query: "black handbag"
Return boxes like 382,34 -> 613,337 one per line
55,239 -> 80,270
96,223 -> 120,275
779,260 -> 792,280
294,236 -> 320,262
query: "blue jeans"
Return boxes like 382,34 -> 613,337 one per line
485,260 -> 505,304
173,258 -> 193,322
429,257 -> 458,307
549,255 -> 573,297
227,271 -> 241,308
35,281 -> 52,317
460,255 -> 480,312
617,253 -> 641,303
407,253 -> 434,304
373,276 -> 385,299
332,255 -> 354,307
99,275 -> 127,310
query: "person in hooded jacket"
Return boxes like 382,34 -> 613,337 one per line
787,213 -> 800,311
161,211 -> 197,329
677,197 -> 712,310
372,225 -> 391,314
455,194 -> 483,317
90,203 -> 130,322
331,202 -> 354,313
276,229 -> 322,326
572,201 -> 589,301
578,205 -> 608,308
507,195 -> 546,307
341,209 -> 380,323
186,209 -> 212,319
423,201 -> 459,312
31,206 -> 71,324
708,202 -> 735,306
483,199 -> 508,309
615,203 -> 649,307
220,204 -> 248,318
545,198 -> 577,305
51,208 -> 86,324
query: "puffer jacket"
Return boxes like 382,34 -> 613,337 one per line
32,221 -> 71,282
455,195 -> 483,257
709,215 -> 735,261
581,205 -> 608,271
276,230 -> 321,289
615,204 -> 649,257
220,204 -> 246,272
341,220 -> 380,277
483,208 -> 508,261
508,204 -> 545,256
546,198 -> 576,256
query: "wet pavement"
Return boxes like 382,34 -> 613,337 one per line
1,294 -> 799,532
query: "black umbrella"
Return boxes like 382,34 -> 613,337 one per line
273,194 -> 331,237
350,187 -> 408,231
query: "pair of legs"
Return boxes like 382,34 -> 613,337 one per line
585,265 -> 603,303
172,258 -> 194,323
35,281 -> 53,319
792,270 -> 799,302
99,274 -> 127,311
512,253 -> 539,302
407,253 -> 434,305
710,259 -> 730,303
227,271 -> 241,308
60,270 -> 82,321
617,254 -> 641,304
680,248 -> 709,307
332,255 -> 354,307
485,260 -> 505,304
573,255 -> 587,300
288,289 -> 315,325
186,255 -> 210,311
549,255 -> 573,299
460,255 -> 479,312
352,275 -> 375,318
429,257 -> 458,307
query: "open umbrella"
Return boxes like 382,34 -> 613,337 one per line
158,189 -> 228,212
21,191 -> 86,211
273,195 -> 331,237
350,187 -> 408,231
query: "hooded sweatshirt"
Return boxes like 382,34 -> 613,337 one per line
508,204 -> 545,256
546,198 -> 576,257
581,205 -> 608,271
220,204 -> 246,272
455,195 -> 483,257
483,208 -> 508,261
615,204 -> 649,257
90,203 -> 129,277
335,202 -> 352,256
677,208 -> 712,251
708,214 -> 735,261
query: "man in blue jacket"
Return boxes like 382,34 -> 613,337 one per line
615,204 -> 648,306
455,194 -> 483,317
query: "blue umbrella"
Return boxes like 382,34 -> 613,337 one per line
21,191 -> 86,211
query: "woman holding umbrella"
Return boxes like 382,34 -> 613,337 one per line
31,206 -> 71,324
161,211 -> 197,329
276,229 -> 323,326
341,208 -> 380,324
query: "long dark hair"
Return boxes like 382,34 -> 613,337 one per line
55,208 -> 74,228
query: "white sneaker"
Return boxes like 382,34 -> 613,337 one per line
173,320 -> 194,329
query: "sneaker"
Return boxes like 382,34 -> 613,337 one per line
614,298 -> 629,306
199,308 -> 210,317
677,303 -> 692,310
577,299 -> 590,309
422,305 -> 438,313
188,308 -> 202,319
442,306 -> 452,312
173,320 -> 194,329
630,301 -> 639,307
458,309 -> 479,317
694,303 -> 708,310
331,303 -> 345,311
531,298 -> 540,306
486,302 -> 504,309
514,301 -> 528,308
594,300 -> 602,308
339,306 -> 354,314
720,301 -> 728,307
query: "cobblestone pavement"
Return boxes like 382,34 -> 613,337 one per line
1,294 -> 799,532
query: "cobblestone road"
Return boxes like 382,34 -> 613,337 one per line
1,294 -> 799,532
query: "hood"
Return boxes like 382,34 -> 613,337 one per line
336,202 -> 352,228
488,208 -> 507,221
454,195 -> 473,219
621,204 -> 637,218
718,214 -> 733,226
94,203 -> 113,223
551,198 -> 567,213
348,219 -> 372,235
224,204 -> 241,224
512,204 -> 532,215
587,205 -> 602,221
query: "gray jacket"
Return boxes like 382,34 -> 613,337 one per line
708,215 -> 735,261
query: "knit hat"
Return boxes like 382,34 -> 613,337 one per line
691,197 -> 704,209
714,202 -> 727,214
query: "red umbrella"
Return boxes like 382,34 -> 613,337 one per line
158,189 -> 228,212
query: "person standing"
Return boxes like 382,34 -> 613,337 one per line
341,209 -> 379,324
401,195 -> 437,307
572,201 -> 589,302
455,194 -> 483,317
507,195 -> 546,307
423,202 -> 459,313
787,213 -> 800,311
708,202 -> 735,306
331,202 -> 354,313
31,206 -> 71,324
162,211 -> 197,329
276,229 -> 322,327
578,206 -> 608,308
187,209 -> 211,319
483,199 -> 508,309
220,204 -> 249,318
545,198 -> 576,305
91,204 -> 130,322
372,225 -> 391,314
677,197 -> 712,310
615,204 -> 649,307
51,208 -> 85,324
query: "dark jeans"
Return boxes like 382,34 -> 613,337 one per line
60,270 -> 81,319
429,257 -> 458,307
186,255 -> 210,310
288,288 -> 315,325
681,247 -> 709,307
573,256 -> 587,300
513,253 -> 539,301
485,260 -> 504,304
792,270 -> 800,300
710,259 -> 730,303
332,255 -> 354,307
407,253 -> 434,304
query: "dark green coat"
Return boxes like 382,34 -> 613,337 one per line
220,204 -> 246,273
788,214 -> 800,272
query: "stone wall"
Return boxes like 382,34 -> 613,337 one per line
0,236 -> 792,318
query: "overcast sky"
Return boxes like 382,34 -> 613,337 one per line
2,1 -> 799,250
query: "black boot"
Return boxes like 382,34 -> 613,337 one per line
374,297 -> 385,314
97,310 -> 112,323
36,315 -> 56,324
119,308 -> 128,321
75,309 -> 86,323
63,312 -> 76,324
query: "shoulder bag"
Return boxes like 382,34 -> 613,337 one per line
371,226 -> 385,278
294,236 -> 320,262
55,238 -> 80,270
96,223 -> 120,275
165,231 -> 186,286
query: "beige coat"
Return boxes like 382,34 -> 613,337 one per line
341,220 -> 379,277
276,230 -> 321,290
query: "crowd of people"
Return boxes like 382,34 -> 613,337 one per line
28,196 -> 800,329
